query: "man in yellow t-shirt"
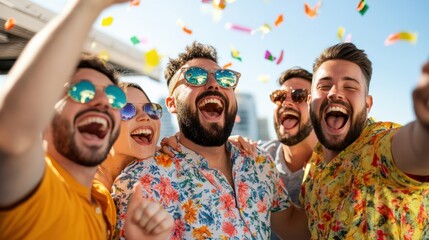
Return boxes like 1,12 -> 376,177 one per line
0,0 -> 173,239
302,42 -> 429,239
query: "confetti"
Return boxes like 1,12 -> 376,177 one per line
304,1 -> 321,18
212,0 -> 226,10
4,17 -> 16,31
384,32 -> 418,46
98,50 -> 110,62
254,23 -> 272,36
357,0 -> 369,16
274,14 -> 284,27
225,23 -> 253,34
338,26 -> 346,41
231,48 -> 242,61
130,0 -> 140,6
177,19 -> 193,35
265,50 -> 276,61
145,49 -> 161,67
276,50 -> 284,65
258,75 -> 270,83
130,36 -> 140,45
101,16 -> 113,27
222,62 -> 233,69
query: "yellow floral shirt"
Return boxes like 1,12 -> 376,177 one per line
301,118 -> 429,239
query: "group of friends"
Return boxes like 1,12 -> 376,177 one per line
1,0 -> 429,239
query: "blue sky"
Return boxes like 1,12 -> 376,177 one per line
11,0 -> 429,139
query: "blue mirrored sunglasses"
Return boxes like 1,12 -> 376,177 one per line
68,80 -> 126,109
171,67 -> 241,93
120,103 -> 163,120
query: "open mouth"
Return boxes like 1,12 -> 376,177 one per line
325,106 -> 349,130
198,97 -> 224,118
130,128 -> 154,144
279,109 -> 300,129
77,116 -> 109,139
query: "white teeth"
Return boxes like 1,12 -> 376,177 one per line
284,110 -> 299,117
131,128 -> 153,136
327,106 -> 347,114
77,117 -> 108,131
198,98 -> 223,108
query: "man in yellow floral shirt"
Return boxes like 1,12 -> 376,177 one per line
302,42 -> 429,239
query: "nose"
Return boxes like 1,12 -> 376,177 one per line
135,107 -> 150,122
88,88 -> 111,111
205,71 -> 220,90
327,85 -> 344,100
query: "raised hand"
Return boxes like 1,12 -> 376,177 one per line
124,183 -> 174,240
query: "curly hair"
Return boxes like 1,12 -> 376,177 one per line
313,42 -> 372,92
164,41 -> 218,87
278,67 -> 312,86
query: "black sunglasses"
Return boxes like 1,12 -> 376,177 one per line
270,89 -> 309,105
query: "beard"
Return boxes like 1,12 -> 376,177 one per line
176,91 -> 237,147
51,111 -> 119,167
310,101 -> 367,152
275,118 -> 313,146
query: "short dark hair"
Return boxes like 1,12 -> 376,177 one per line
77,53 -> 120,85
118,82 -> 151,102
313,42 -> 372,92
164,41 -> 218,87
278,67 -> 312,86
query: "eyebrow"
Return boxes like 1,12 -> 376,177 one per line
318,76 -> 361,85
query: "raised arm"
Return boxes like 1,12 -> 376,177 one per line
0,0 -> 127,207
393,60 -> 429,175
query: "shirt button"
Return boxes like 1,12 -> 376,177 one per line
95,207 -> 101,214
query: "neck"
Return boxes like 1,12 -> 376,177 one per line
48,148 -> 97,188
322,148 -> 341,163
281,131 -> 318,172
96,152 -> 134,189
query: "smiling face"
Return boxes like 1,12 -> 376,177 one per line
309,59 -> 373,152
167,58 -> 237,146
274,77 -> 313,146
50,68 -> 121,167
113,87 -> 161,160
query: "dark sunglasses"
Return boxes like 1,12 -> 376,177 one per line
68,80 -> 126,109
120,103 -> 163,120
270,89 -> 309,105
171,67 -> 241,92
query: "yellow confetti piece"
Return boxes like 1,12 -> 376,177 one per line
338,26 -> 345,41
145,49 -> 161,67
98,50 -> 110,62
384,32 -> 418,46
101,16 -> 113,27
258,75 -> 270,83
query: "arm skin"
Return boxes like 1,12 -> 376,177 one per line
271,204 -> 310,240
393,61 -> 429,176
0,0 -> 127,207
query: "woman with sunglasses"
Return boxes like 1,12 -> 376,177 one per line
96,82 -> 163,190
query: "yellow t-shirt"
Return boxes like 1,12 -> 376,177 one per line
0,155 -> 116,240
301,118 -> 429,239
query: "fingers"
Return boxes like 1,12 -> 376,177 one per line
138,200 -> 174,235
159,134 -> 182,157
237,136 -> 258,158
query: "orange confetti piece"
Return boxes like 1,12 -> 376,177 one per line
384,32 -> 418,46
182,26 -> 193,35
274,14 -> 284,27
130,0 -> 140,6
222,62 -> 233,69
212,0 -> 226,9
4,17 -> 16,31
304,1 -> 321,18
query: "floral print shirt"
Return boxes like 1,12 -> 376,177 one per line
113,141 -> 291,239
301,118 -> 429,239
